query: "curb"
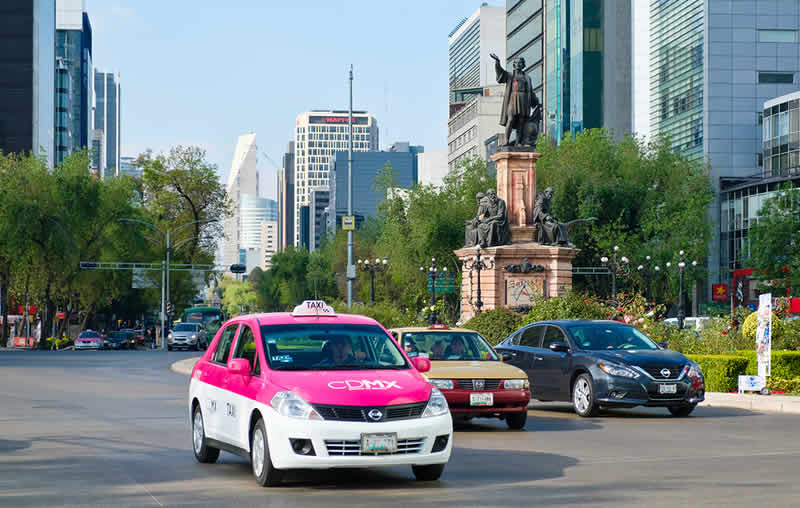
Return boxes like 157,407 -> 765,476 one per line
698,392 -> 800,415
171,357 -> 201,376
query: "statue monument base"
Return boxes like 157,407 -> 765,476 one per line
455,243 -> 578,322
455,150 -> 579,323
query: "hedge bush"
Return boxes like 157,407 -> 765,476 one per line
767,376 -> 800,393
736,350 -> 800,380
463,308 -> 525,346
686,354 -> 749,393
776,320 -> 800,350
333,301 -> 417,329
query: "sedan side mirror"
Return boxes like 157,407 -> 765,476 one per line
500,352 -> 515,362
227,358 -> 251,379
549,342 -> 570,353
658,341 -> 669,349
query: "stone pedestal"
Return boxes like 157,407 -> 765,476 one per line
456,150 -> 579,323
455,243 -> 579,322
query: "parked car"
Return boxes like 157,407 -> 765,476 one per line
104,331 -> 133,350
389,325 -> 531,429
168,323 -> 209,351
663,316 -> 710,331
119,328 -> 139,347
495,320 -> 705,417
75,330 -> 104,350
188,300 -> 452,486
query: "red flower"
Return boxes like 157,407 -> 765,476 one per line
721,331 -> 727,335
584,299 -> 589,303
616,307 -> 624,311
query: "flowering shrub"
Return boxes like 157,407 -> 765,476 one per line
464,308 -> 525,346
741,311 -> 785,347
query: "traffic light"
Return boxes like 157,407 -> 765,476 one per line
166,302 -> 172,315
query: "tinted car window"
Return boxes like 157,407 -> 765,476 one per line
542,326 -> 568,349
212,325 -> 238,364
520,326 -> 543,347
232,325 -> 260,376
569,323 -> 660,351
174,323 -> 198,332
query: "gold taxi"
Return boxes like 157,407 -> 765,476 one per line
389,325 -> 531,429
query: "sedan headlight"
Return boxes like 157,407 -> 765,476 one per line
598,363 -> 640,379
687,361 -> 703,379
428,378 -> 454,390
504,379 -> 529,389
168,333 -> 173,338
270,391 -> 322,420
191,334 -> 197,339
422,388 -> 450,417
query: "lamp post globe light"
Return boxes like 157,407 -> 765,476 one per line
420,257 -> 455,325
600,246 -> 629,306
670,250 -> 698,330
357,257 -> 388,305
461,248 -> 495,315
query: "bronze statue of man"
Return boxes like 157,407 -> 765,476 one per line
477,189 -> 511,247
464,192 -> 489,248
490,53 -> 541,147
533,187 -> 569,245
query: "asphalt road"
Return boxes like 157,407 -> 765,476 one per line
2,350 -> 800,508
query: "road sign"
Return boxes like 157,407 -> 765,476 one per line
230,264 -> 246,274
342,216 -> 355,231
427,280 -> 456,294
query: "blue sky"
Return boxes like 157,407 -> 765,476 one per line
89,0 -> 503,199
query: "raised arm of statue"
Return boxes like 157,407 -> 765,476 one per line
490,53 -> 509,84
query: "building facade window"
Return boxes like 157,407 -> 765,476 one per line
758,72 -> 795,84
758,29 -> 797,43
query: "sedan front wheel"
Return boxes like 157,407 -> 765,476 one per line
572,373 -> 599,417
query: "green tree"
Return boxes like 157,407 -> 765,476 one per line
748,184 -> 800,292
221,279 -> 258,317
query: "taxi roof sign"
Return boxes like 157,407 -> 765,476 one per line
292,300 -> 337,317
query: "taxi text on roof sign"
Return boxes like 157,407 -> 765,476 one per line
291,300 -> 337,317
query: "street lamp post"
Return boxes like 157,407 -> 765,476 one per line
636,255 -> 653,301
462,248 -> 495,315
420,258 -> 455,324
357,257 -> 388,305
600,246 -> 629,305
670,250 -> 698,330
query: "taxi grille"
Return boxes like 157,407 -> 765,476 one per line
312,402 -> 427,422
454,379 -> 501,390
325,438 -> 425,456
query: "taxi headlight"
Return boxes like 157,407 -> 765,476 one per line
422,388 -> 450,417
270,391 -> 323,420
504,379 -> 529,389
428,378 -> 454,390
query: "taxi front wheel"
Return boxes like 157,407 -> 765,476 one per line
192,406 -> 219,463
506,410 -> 528,430
412,463 -> 445,481
251,417 -> 283,487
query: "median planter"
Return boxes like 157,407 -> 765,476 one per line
736,350 -> 800,380
687,354 -> 749,393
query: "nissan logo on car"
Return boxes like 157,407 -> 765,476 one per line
660,368 -> 672,378
367,409 -> 383,421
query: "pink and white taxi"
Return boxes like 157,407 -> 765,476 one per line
188,301 -> 453,486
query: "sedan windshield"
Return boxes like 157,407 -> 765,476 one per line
402,331 -> 498,361
173,324 -> 197,332
260,324 -> 409,371
569,324 -> 660,351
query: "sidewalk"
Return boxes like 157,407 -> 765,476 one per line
168,357 -> 800,415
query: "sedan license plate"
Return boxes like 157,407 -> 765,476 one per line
470,392 -> 493,406
658,384 -> 677,394
361,433 -> 397,454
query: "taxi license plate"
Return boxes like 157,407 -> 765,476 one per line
658,384 -> 677,394
361,433 -> 397,454
470,392 -> 493,406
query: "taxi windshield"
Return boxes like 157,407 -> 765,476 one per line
402,331 -> 498,361
260,324 -> 409,371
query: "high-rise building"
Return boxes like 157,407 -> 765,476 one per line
417,150 -> 449,187
293,110 -> 378,246
447,85 -> 505,171
308,188 -> 330,252
504,0 -> 544,99
260,220 -> 278,270
55,0 -> 92,166
544,0 -> 632,141
649,0 -> 800,298
223,133 -> 259,270
90,128 -> 104,176
0,0 -> 56,167
277,141 -> 295,250
240,194 -> 277,250
329,148 -> 419,228
449,4 -> 506,105
119,156 -> 140,177
93,70 -> 120,177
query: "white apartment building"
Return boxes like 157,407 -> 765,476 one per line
293,110 -> 378,246
223,133 -> 259,270
260,220 -> 277,270
447,85 -> 504,172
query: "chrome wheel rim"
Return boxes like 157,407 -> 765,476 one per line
252,428 -> 265,477
193,411 -> 204,453
574,378 -> 591,414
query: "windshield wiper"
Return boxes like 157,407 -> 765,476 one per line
316,364 -> 381,370
270,365 -> 311,371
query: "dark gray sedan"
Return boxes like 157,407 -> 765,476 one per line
495,320 -> 705,417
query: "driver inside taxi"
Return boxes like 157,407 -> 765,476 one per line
322,336 -> 366,364
443,337 -> 467,359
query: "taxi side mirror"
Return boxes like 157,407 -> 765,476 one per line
412,356 -> 431,373
228,358 -> 251,379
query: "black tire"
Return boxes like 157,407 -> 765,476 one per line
506,410 -> 528,430
668,404 -> 697,417
193,342 -> 200,351
251,417 -> 282,487
192,406 -> 219,463
572,373 -> 599,417
412,463 -> 446,481
167,345 -> 172,351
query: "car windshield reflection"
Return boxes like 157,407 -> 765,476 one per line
569,324 -> 660,351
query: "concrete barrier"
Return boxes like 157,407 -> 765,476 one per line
171,357 -> 201,376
